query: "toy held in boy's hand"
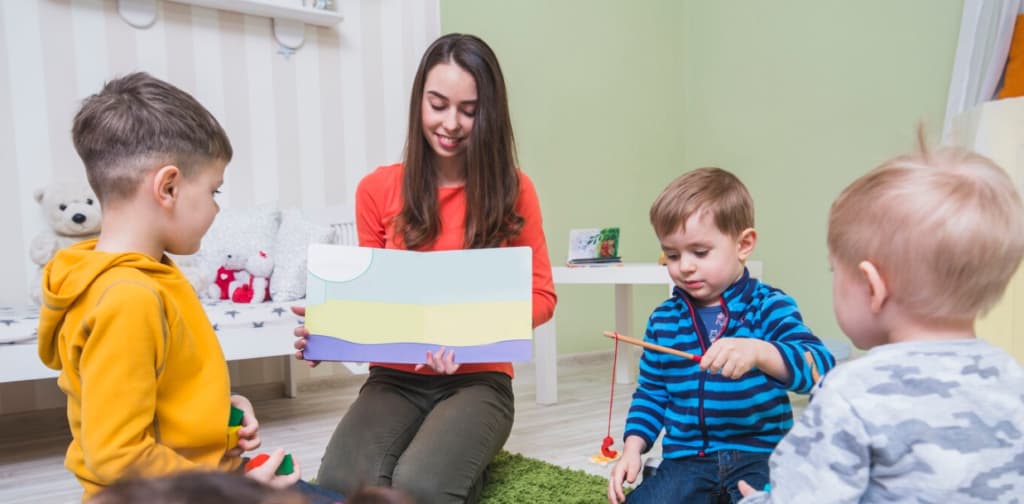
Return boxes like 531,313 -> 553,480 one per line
602,331 -> 701,362
590,437 -> 620,466
591,333 -> 623,466
228,405 -> 245,448
601,435 -> 619,458
244,453 -> 295,475
592,331 -> 701,464
593,331 -> 697,466
589,452 -> 620,465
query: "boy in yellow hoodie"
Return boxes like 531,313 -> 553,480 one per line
35,72 -> 315,502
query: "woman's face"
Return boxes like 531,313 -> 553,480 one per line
421,62 -> 477,162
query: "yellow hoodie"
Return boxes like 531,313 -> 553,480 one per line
38,240 -> 240,501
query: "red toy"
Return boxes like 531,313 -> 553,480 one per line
207,252 -> 251,301
244,453 -> 271,472
230,251 -> 273,303
214,265 -> 242,300
245,452 -> 294,475
594,331 -> 703,464
601,334 -> 621,459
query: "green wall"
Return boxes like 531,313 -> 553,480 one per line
442,0 -> 963,354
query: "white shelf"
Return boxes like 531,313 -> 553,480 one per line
552,260 -> 763,285
118,0 -> 343,51
171,0 -> 343,27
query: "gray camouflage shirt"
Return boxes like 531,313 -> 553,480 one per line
740,339 -> 1024,504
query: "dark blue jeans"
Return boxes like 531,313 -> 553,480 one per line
293,479 -> 345,504
627,451 -> 770,504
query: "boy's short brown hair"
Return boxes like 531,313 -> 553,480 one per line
72,72 -> 232,203
650,167 -> 754,239
828,136 -> 1024,321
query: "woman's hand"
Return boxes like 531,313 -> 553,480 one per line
415,347 -> 460,374
227,394 -> 261,456
291,306 -> 320,368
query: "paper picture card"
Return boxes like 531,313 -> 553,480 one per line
303,244 -> 533,363
567,227 -> 620,263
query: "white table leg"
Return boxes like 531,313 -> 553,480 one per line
614,284 -> 638,384
534,317 -> 558,405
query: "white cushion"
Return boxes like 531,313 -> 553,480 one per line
0,305 -> 38,344
270,209 -> 338,302
201,205 -> 281,265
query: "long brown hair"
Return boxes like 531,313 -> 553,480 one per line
398,33 -> 523,250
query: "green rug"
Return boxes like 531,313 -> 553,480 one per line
481,451 -> 609,504
311,451 -> 610,503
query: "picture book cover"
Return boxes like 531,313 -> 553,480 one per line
302,244 -> 533,363
567,227 -> 621,265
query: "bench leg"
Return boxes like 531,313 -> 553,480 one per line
283,356 -> 298,398
534,317 -> 558,405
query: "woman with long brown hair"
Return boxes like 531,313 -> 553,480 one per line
292,33 -> 556,503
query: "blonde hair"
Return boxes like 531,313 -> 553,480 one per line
828,132 -> 1024,321
650,167 -> 754,239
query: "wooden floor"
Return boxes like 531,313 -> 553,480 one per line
0,353 -> 806,503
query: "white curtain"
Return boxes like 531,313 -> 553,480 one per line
943,0 -> 1022,137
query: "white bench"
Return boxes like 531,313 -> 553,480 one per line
0,301 -> 307,385
0,208 -> 361,395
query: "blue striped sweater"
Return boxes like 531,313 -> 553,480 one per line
624,268 -> 835,459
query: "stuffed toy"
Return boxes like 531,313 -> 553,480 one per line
231,251 -> 274,303
207,252 -> 250,301
29,181 -> 102,304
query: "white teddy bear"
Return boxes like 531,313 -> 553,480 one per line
29,181 -> 102,304
206,251 -> 251,301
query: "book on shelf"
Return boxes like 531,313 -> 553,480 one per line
566,227 -> 622,267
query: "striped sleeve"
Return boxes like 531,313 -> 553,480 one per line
759,291 -> 836,394
623,320 -> 670,451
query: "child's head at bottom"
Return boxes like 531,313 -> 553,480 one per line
827,129 -> 1024,349
73,72 -> 233,256
88,471 -> 307,504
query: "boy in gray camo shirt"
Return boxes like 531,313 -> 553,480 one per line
739,134 -> 1024,503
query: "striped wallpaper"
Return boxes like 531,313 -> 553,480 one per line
0,0 -> 441,306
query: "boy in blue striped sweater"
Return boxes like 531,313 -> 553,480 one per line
608,167 -> 835,504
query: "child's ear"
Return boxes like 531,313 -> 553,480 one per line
736,228 -> 757,261
858,260 -> 888,313
152,165 -> 181,209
